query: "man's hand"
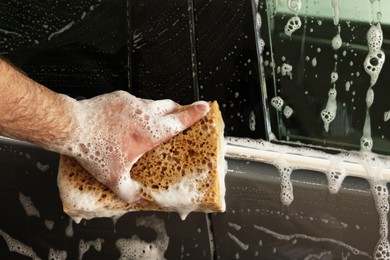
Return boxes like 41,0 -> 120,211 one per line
64,91 -> 210,204
0,58 -> 209,204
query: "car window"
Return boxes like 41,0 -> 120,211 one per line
254,0 -> 390,155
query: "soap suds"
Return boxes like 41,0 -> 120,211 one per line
150,170 -> 207,220
0,229 -> 41,260
321,88 -> 337,132
116,215 -> 168,260
284,16 -> 302,37
19,192 -> 40,218
48,248 -> 67,260
79,238 -> 104,260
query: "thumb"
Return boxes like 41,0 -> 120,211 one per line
177,101 -> 210,129
150,101 -> 210,145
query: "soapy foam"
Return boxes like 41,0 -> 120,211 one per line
255,12 -> 262,29
332,34 -> 342,50
0,229 -> 41,260
331,0 -> 340,25
283,106 -> 293,119
325,155 -> 347,194
281,63 -> 293,79
311,57 -> 317,67
116,215 -> 168,260
249,110 -> 256,131
364,50 -> 385,87
284,16 -> 302,37
370,181 -> 390,260
367,23 -> 383,53
48,248 -> 67,260
366,88 -> 375,108
360,90 -> 374,153
255,11 -> 265,54
79,238 -> 104,260
364,23 -> 385,87
226,137 -> 390,259
287,0 -> 302,14
44,219 -> 55,230
275,158 -> 294,206
19,192 -> 40,218
330,72 -> 339,84
65,218 -> 74,237
150,170 -> 208,220
321,88 -> 337,132
384,111 -> 390,122
271,96 -> 284,111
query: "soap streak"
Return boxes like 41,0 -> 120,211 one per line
48,21 -> 75,41
253,225 -> 372,258
0,28 -> 21,36
227,232 -> 249,251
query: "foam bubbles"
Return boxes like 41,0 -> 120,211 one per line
79,238 -> 104,260
311,57 -> 317,67
366,88 -> 375,108
384,111 -> 390,122
116,215 -> 168,260
257,38 -> 265,54
0,229 -> 41,260
330,72 -> 338,84
150,170 -> 208,220
370,181 -> 390,260
249,110 -> 256,131
332,34 -> 342,50
65,218 -> 74,237
283,106 -> 293,119
284,16 -> 302,37
331,0 -> 340,25
367,23 -> 383,53
48,248 -> 67,260
360,136 -> 373,152
345,81 -> 351,91
281,63 -> 293,79
256,12 -> 262,29
275,159 -> 294,206
364,50 -> 385,87
287,0 -> 302,14
19,192 -> 40,218
271,96 -> 284,111
364,23 -> 385,87
321,88 -> 337,132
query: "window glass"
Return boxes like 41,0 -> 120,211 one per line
255,0 -> 390,155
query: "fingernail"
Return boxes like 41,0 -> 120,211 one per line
192,101 -> 210,113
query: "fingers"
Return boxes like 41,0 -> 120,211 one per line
176,101 -> 210,129
156,101 -> 210,144
146,99 -> 181,115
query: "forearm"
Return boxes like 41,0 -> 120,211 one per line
0,58 -> 77,150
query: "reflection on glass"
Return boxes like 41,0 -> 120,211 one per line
254,0 -> 390,155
